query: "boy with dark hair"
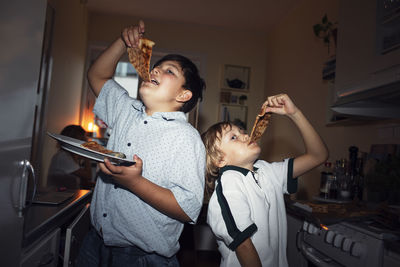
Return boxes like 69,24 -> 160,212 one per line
202,94 -> 328,267
78,20 -> 206,266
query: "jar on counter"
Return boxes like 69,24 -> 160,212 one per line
328,175 -> 338,199
320,162 -> 333,199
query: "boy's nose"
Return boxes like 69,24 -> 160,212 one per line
151,67 -> 159,75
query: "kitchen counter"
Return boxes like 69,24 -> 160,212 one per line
22,189 -> 92,247
285,196 -> 382,226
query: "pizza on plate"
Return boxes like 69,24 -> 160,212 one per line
127,38 -> 155,82
81,141 -> 126,159
249,106 -> 272,143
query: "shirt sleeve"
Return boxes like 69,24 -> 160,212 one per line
167,126 -> 206,223
93,79 -> 132,129
258,158 -> 297,194
207,171 -> 257,251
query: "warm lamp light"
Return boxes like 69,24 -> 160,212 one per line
88,122 -> 94,132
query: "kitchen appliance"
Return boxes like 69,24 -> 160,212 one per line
332,0 -> 400,119
294,213 -> 400,267
0,1 -> 52,265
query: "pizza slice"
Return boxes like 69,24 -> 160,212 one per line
127,38 -> 155,82
249,106 -> 272,143
81,141 -> 126,159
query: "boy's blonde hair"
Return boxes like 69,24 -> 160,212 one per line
201,122 -> 233,191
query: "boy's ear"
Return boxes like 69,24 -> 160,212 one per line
176,90 -> 192,102
216,158 -> 227,168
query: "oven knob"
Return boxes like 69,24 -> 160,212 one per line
351,242 -> 364,257
325,230 -> 335,244
342,238 -> 352,252
303,221 -> 309,231
333,234 -> 344,248
308,224 -> 319,235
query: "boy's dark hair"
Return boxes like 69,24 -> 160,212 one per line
153,54 -> 205,113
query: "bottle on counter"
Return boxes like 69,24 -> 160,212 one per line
348,146 -> 358,199
328,175 -> 338,199
320,162 -> 333,199
336,158 -> 352,200
330,160 -> 344,200
353,157 -> 364,201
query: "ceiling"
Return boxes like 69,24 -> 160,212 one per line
86,0 -> 302,33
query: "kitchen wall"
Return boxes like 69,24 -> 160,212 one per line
261,0 -> 400,199
40,3 -> 268,185
41,0 -> 88,185
87,12 -> 268,133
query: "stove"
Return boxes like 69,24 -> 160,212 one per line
296,219 -> 400,267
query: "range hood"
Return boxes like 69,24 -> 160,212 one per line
331,80 -> 400,119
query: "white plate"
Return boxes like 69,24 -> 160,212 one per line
47,132 -> 135,166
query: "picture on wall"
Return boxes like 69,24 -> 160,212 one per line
219,104 -> 248,130
221,64 -> 250,91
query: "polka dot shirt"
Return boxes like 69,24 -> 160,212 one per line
90,80 -> 205,257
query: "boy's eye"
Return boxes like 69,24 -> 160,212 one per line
231,135 -> 237,140
167,69 -> 175,75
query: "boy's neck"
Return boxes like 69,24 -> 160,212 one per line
145,107 -> 180,116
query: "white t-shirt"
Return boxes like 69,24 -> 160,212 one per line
207,159 -> 297,267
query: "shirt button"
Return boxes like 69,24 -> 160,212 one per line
103,213 -> 107,217
144,120 -> 148,124
127,143 -> 131,146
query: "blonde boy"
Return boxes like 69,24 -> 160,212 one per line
202,94 -> 328,267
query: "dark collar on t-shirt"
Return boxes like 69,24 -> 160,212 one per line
219,164 -> 259,177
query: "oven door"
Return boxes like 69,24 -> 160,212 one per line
297,231 -> 344,267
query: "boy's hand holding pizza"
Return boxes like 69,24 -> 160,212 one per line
263,93 -> 299,116
121,20 -> 145,48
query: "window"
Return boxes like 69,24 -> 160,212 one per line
114,62 -> 139,98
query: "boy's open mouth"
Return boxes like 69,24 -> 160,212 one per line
151,78 -> 159,85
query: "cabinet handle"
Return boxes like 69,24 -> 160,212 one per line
18,160 -> 37,216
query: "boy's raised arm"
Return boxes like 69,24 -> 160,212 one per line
87,38 -> 126,97
287,110 -> 328,177
87,21 -> 145,97
264,94 -> 328,178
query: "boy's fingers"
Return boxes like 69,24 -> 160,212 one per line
133,155 -> 143,167
99,162 -> 112,175
104,158 -> 123,174
139,20 -> 145,35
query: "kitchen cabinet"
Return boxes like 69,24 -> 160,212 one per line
22,190 -> 92,266
335,0 -> 400,98
286,213 -> 307,267
383,241 -> 400,267
21,228 -> 60,267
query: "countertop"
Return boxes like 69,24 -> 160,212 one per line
285,196 -> 385,226
22,189 -> 92,247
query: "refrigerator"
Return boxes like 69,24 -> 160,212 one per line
0,1 -> 51,265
